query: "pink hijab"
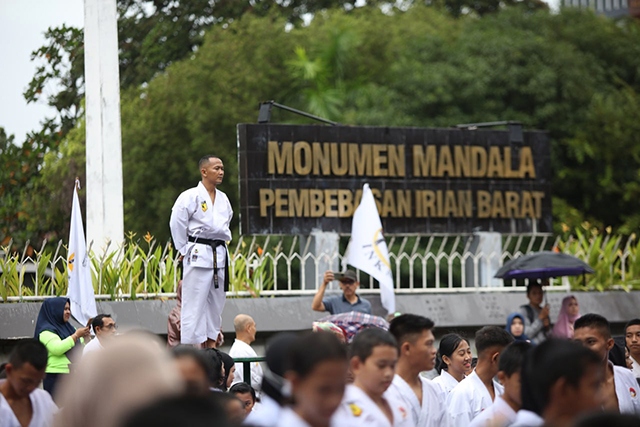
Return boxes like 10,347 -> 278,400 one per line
552,296 -> 580,339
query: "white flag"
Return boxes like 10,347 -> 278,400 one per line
347,184 -> 396,314
67,180 -> 97,326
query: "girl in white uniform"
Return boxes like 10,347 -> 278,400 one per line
432,334 -> 472,394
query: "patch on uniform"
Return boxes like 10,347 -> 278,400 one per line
398,406 -> 408,419
192,255 -> 198,261
349,404 -> 362,417
201,201 -> 208,212
631,387 -> 637,398
194,248 -> 199,254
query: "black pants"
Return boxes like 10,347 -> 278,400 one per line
43,372 -> 67,402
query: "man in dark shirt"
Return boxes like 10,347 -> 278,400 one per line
311,270 -> 371,314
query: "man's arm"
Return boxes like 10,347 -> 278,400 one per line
311,271 -> 334,312
169,193 -> 191,256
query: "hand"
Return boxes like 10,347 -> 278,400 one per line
539,304 -> 550,320
322,271 -> 334,286
76,325 -> 91,339
178,255 -> 184,263
215,331 -> 224,347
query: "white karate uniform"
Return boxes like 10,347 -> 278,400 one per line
432,370 -> 461,395
170,182 -> 232,345
0,380 -> 58,427
384,375 -> 447,427
468,396 -> 517,427
230,339 -> 263,393
333,384 -> 414,427
631,355 -> 640,379
510,410 -> 544,427
612,363 -> 640,415
446,370 -> 504,427
82,337 -> 103,356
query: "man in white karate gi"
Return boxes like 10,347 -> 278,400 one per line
230,314 -> 263,394
574,314 -> 640,415
446,326 -> 514,427
170,155 -> 233,347
385,314 -> 447,427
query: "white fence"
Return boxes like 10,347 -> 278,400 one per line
2,234 -> 572,302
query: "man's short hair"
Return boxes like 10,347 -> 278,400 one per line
624,318 -> 640,334
198,155 -> 220,169
499,341 -> 532,377
92,314 -> 112,331
288,332 -> 346,379
229,382 -> 256,402
526,281 -> 543,295
521,339 -> 600,415
389,314 -> 435,346
350,328 -> 397,363
233,314 -> 254,334
475,326 -> 514,355
9,339 -> 48,371
574,313 -> 612,339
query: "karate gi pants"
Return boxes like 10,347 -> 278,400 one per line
180,262 -> 226,345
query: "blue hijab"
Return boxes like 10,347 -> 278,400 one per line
34,297 -> 76,340
505,312 -> 530,342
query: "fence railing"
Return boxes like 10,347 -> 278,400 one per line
1,232 -> 620,303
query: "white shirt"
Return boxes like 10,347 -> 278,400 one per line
446,370 -> 504,427
279,408 -> 312,427
229,339 -> 263,393
384,374 -> 447,427
510,409 -> 544,427
333,384 -> 413,427
170,182 -> 233,260
82,337 -> 103,356
0,381 -> 58,427
468,396 -> 517,427
613,363 -> 640,415
631,355 -> 640,379
244,395 -> 282,427
432,370 -> 461,395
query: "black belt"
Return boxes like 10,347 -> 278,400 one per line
188,236 -> 229,292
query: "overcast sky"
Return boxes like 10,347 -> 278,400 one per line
0,0 -> 560,144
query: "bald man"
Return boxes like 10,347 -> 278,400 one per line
229,315 -> 263,394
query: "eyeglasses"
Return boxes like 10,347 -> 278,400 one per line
102,323 -> 117,330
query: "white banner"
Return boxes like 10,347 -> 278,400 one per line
67,180 -> 97,326
347,184 -> 396,314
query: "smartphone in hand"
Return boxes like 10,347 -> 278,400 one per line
333,272 -> 345,281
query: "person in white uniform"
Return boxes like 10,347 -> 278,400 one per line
0,340 -> 57,427
170,155 -> 233,347
230,314 -> 263,394
574,314 -> 640,415
83,314 -> 116,356
384,314 -> 446,427
625,319 -> 640,380
469,341 -> 531,427
334,328 -> 413,427
279,331 -> 348,427
446,326 -> 514,427
432,333 -> 472,394
512,339 -> 603,426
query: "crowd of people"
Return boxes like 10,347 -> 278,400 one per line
1,284 -> 640,427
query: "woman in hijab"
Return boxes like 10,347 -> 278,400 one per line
34,297 -> 91,399
552,295 -> 580,339
506,313 -> 530,342
220,351 -> 236,391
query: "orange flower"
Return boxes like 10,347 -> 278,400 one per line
144,231 -> 153,244
257,246 -> 263,256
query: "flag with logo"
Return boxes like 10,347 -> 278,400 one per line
67,180 -> 97,326
347,184 -> 396,314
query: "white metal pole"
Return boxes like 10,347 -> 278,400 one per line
84,0 -> 124,253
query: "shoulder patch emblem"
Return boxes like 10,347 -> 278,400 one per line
201,201 -> 208,212
631,387 -> 637,398
349,403 -> 362,417
398,406 -> 408,419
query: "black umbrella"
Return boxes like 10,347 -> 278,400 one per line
495,251 -> 594,280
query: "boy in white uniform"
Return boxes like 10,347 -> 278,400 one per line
385,314 -> 446,427
446,326 -> 514,427
574,314 -> 640,415
0,340 -> 57,427
625,319 -> 640,379
469,341 -> 531,427
334,328 -> 413,427
170,155 -> 233,347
